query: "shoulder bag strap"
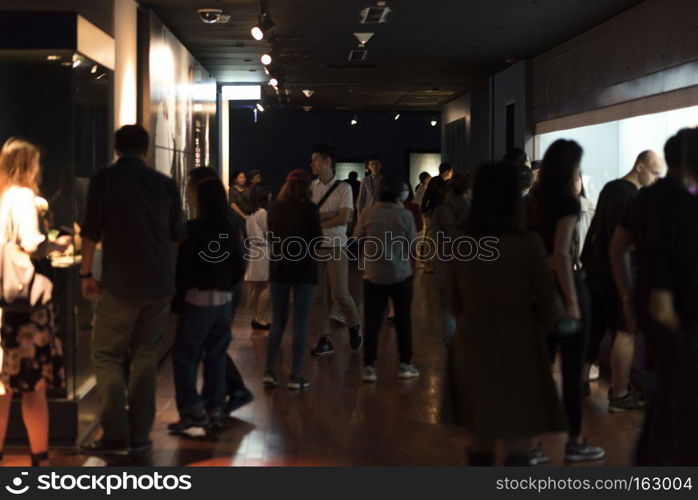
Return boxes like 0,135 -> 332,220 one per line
317,181 -> 342,209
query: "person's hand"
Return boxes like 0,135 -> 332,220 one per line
81,277 -> 98,301
53,235 -> 72,253
566,301 -> 581,321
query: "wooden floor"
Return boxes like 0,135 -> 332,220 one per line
3,271 -> 644,466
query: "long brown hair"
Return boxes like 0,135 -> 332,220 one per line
0,137 -> 40,195
277,179 -> 311,202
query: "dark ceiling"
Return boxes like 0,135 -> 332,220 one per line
141,0 -> 645,111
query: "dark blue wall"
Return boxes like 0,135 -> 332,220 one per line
229,108 -> 441,193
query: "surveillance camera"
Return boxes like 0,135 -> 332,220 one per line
198,8 -> 223,23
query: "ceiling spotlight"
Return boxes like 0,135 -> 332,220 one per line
269,78 -> 278,86
351,115 -> 358,126
302,89 -> 314,98
303,106 -> 312,112
394,113 -> 400,120
46,55 -> 61,61
261,54 -> 272,65
353,32 -> 374,47
256,103 -> 265,112
91,64 -> 98,74
430,119 -> 438,127
72,60 -> 81,68
251,14 -> 275,41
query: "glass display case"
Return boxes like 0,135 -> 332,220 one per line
0,48 -> 112,443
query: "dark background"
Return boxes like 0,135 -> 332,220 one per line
229,107 -> 441,193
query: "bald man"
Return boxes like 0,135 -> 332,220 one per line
581,150 -> 664,411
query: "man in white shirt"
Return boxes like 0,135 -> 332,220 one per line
309,144 -> 362,356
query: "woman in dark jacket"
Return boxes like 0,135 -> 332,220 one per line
527,139 -> 605,463
263,169 -> 322,390
169,176 -> 245,431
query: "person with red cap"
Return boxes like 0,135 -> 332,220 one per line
263,169 -> 323,389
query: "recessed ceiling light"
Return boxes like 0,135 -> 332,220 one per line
72,60 -> 81,68
269,78 -> 278,86
91,64 -> 98,74
302,89 -> 314,98
353,32 -> 374,47
430,119 -> 438,127
394,113 -> 400,120
46,55 -> 61,61
351,115 -> 358,126
261,54 -> 272,65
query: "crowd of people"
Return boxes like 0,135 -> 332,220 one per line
0,123 -> 697,467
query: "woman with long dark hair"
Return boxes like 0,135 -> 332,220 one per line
170,175 -> 245,431
444,163 -> 565,465
527,139 -> 605,463
264,169 -> 322,389
0,138 -> 69,466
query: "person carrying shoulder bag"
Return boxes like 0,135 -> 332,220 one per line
0,138 -> 70,466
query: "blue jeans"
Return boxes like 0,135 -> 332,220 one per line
266,283 -> 316,375
173,301 -> 233,416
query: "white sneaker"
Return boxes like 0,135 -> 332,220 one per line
589,363 -> 600,381
397,363 -> 420,379
362,366 -> 377,383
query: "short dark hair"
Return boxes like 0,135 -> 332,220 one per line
530,160 -> 541,171
312,144 -> 335,164
248,169 -> 261,179
678,127 -> 698,178
418,171 -> 431,183
664,128 -> 698,171
348,171 -> 358,180
115,124 -> 149,156
378,175 -> 404,202
439,162 -> 453,175
367,154 -> 382,164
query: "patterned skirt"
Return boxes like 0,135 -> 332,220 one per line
0,302 -> 66,394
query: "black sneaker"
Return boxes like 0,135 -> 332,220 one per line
348,325 -> 362,350
207,409 -> 224,431
167,411 -> 210,432
287,374 -> 311,390
608,390 -> 645,413
223,388 -> 254,416
564,439 -> 605,463
262,370 -> 278,387
81,440 -> 129,455
311,337 -> 334,356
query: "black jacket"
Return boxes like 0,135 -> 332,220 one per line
267,199 -> 322,284
173,212 -> 245,312
421,176 -> 448,215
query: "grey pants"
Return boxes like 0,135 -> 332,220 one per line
310,247 -> 360,338
91,289 -> 171,446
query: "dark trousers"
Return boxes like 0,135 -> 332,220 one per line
172,302 -> 232,416
266,282 -> 316,375
91,290 -> 171,446
363,277 -> 413,367
548,272 -> 590,437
